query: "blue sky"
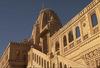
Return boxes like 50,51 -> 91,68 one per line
0,0 -> 91,55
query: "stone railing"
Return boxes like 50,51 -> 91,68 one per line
27,47 -> 86,68
28,48 -> 50,68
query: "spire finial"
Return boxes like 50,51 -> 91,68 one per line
42,0 -> 45,9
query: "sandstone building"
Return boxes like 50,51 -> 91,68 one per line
27,0 -> 100,68
0,40 -> 32,68
1,0 -> 100,68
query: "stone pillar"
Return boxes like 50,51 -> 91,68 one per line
47,33 -> 50,54
39,38 -> 43,52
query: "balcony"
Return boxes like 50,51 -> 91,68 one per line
27,48 -> 50,68
40,25 -> 49,37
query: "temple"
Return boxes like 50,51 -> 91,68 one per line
1,0 -> 100,68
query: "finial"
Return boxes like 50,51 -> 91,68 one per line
42,0 -> 45,9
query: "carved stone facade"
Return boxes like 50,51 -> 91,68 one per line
0,41 -> 31,68
27,0 -> 100,68
1,0 -> 100,68
82,47 -> 100,68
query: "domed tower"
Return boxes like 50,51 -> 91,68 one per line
31,8 -> 62,54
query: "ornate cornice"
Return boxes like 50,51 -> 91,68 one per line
51,0 -> 100,39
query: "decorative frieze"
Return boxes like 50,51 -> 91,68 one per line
82,48 -> 100,60
82,47 -> 100,67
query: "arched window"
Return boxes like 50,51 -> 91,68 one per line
55,41 -> 60,51
68,31 -> 74,43
91,13 -> 98,27
75,26 -> 80,38
60,62 -> 62,68
63,35 -> 67,47
64,64 -> 67,68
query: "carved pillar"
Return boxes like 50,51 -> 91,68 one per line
47,32 -> 50,54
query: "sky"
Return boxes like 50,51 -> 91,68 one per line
0,0 -> 92,55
